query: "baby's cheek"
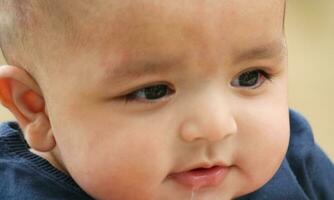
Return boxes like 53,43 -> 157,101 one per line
235,119 -> 290,195
75,136 -> 168,200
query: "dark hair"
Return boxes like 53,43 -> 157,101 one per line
0,0 -> 287,73
0,0 -> 26,65
283,0 -> 286,31
0,0 -> 76,74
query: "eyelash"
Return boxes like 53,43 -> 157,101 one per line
122,68 -> 273,104
123,83 -> 175,104
230,69 -> 272,89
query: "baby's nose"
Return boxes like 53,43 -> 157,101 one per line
179,99 -> 238,143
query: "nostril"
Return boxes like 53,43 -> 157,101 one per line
179,114 -> 237,143
179,120 -> 202,142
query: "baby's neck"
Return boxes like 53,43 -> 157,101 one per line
30,147 -> 68,174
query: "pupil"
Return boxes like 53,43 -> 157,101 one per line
239,71 -> 259,86
144,85 -> 168,100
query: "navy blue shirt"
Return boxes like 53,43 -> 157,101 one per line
0,110 -> 333,199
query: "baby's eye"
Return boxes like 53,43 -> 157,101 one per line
231,69 -> 272,89
124,84 -> 174,103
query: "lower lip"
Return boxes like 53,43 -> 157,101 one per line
169,166 -> 230,190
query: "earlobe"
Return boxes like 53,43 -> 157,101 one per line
25,113 -> 56,152
0,65 -> 55,152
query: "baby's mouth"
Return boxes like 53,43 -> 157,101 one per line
168,165 -> 230,190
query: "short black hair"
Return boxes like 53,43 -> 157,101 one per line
283,0 -> 286,31
0,0 -> 76,75
0,0 -> 287,74
0,0 -> 26,65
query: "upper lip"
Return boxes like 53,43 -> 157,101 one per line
170,161 -> 231,175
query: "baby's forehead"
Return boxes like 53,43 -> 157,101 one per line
54,1 -> 285,76
20,0 -> 284,51
67,0 -> 285,47
10,1 -> 285,74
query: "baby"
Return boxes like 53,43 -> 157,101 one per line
0,0 -> 333,199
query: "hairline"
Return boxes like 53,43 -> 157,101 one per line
0,0 -> 287,73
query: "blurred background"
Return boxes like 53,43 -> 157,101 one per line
0,1 -> 333,160
285,0 -> 334,160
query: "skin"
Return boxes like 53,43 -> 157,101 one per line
0,0 -> 289,199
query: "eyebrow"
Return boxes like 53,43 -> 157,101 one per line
233,40 -> 286,64
101,40 -> 286,84
100,55 -> 182,84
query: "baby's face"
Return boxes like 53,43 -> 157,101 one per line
41,0 -> 288,199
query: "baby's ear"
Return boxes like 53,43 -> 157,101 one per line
0,65 -> 55,152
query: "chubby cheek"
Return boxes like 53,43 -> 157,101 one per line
61,127 -> 169,200
234,109 -> 290,196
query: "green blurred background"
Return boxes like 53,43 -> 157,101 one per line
0,1 -> 333,160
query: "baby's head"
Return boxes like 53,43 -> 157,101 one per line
0,0 -> 289,199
